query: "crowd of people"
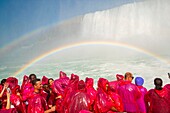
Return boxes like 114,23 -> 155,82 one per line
0,71 -> 170,113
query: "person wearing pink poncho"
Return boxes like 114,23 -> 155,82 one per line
21,74 -> 36,103
145,78 -> 170,113
109,74 -> 124,93
0,79 -> 8,110
27,78 -> 48,113
85,77 -> 97,111
52,71 -> 70,98
59,73 -> 79,113
135,77 -> 147,113
117,72 -> 141,113
68,80 -> 92,113
41,76 -> 55,109
94,78 -> 123,113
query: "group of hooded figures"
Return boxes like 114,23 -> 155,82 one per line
0,71 -> 170,113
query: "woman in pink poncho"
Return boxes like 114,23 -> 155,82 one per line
94,78 -> 123,113
135,77 -> 147,113
145,78 -> 170,113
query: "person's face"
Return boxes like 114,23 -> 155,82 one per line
43,85 -> 49,92
30,75 -> 36,82
106,83 -> 109,91
127,76 -> 134,82
35,81 -> 42,90
49,79 -> 54,86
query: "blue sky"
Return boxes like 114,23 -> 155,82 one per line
0,0 -> 139,48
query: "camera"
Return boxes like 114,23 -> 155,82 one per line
7,87 -> 11,94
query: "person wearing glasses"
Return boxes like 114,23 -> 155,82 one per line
117,72 -> 141,113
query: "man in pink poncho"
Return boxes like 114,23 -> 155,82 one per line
145,78 -> 170,113
117,72 -> 141,113
27,78 -> 48,113
94,78 -> 123,113
135,77 -> 147,113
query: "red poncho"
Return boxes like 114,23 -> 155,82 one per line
94,78 -> 123,113
10,85 -> 26,113
85,77 -> 97,106
67,80 -> 92,113
27,92 -> 48,113
145,88 -> 170,113
117,81 -> 141,113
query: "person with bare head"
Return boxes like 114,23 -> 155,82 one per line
145,78 -> 170,113
124,72 -> 134,82
48,78 -> 54,87
27,79 -> 48,113
117,72 -> 141,112
29,74 -> 37,83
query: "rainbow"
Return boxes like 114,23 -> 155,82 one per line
13,41 -> 169,77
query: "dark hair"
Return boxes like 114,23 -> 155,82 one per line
154,78 -> 163,90
32,78 -> 41,86
48,78 -> 54,84
1,79 -> 6,85
29,74 -> 37,80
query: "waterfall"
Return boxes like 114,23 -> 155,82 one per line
81,0 -> 170,55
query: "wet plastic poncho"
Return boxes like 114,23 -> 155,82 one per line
0,85 -> 7,109
85,77 -> 97,107
21,82 -> 34,102
68,80 -> 92,113
117,81 -> 141,113
27,92 -> 48,113
79,110 -> 92,113
135,77 -> 147,113
94,78 -> 123,113
42,76 -> 48,85
52,72 -> 69,97
20,76 -> 34,102
10,85 -> 26,113
145,88 -> 170,113
21,75 -> 29,94
0,108 -> 17,113
109,74 -> 124,92
59,74 -> 79,113
6,77 -> 18,92
164,84 -> 170,91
